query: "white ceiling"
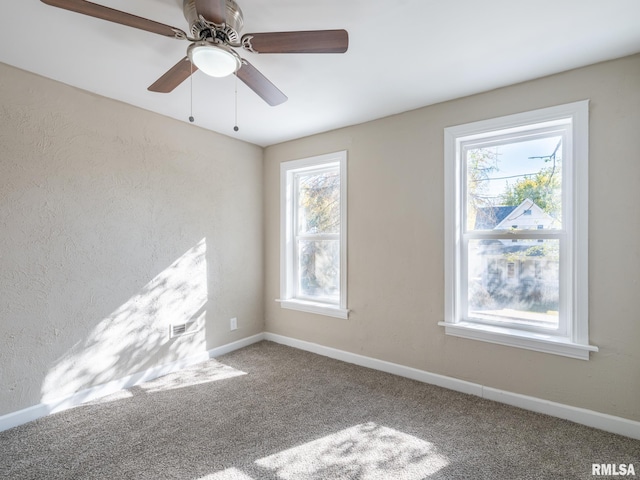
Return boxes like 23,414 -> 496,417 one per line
1,0 -> 639,147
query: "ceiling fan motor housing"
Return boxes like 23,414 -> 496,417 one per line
183,0 -> 244,43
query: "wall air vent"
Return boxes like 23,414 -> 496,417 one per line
170,321 -> 199,338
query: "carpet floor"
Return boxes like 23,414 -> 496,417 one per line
1,341 -> 638,479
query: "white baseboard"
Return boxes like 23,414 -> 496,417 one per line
0,333 -> 265,433
481,387 -> 640,440
263,333 -> 483,396
3,331 -> 638,441
208,333 -> 265,358
264,332 -> 640,440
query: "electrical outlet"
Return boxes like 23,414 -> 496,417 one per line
230,317 -> 238,331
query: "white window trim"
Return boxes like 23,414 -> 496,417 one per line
441,101 -> 597,360
279,151 -> 348,319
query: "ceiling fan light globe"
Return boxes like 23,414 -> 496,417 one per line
188,43 -> 241,78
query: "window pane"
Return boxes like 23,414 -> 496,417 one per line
297,168 -> 340,235
297,239 -> 340,303
467,238 -> 559,329
466,135 -> 563,231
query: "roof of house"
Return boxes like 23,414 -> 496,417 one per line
474,206 -> 517,230
474,199 -> 558,230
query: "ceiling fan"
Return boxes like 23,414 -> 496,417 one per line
40,0 -> 349,106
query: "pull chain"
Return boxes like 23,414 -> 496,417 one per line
233,73 -> 239,132
188,61 -> 195,123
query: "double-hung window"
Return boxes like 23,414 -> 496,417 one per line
280,151 -> 348,319
441,101 -> 597,359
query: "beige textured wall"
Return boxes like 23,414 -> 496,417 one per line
264,54 -> 640,421
0,63 -> 264,415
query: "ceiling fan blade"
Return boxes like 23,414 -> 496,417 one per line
236,60 -> 287,106
40,0 -> 186,38
195,0 -> 226,24
148,57 -> 197,93
241,30 -> 348,54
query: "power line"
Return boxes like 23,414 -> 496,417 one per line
470,172 -> 541,183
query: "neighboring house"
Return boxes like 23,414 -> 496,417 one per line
470,199 -> 559,312
474,198 -> 558,232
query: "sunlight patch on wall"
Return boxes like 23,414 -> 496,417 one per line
255,422 -> 449,480
41,239 -> 208,403
83,389 -> 134,406
139,359 -> 246,394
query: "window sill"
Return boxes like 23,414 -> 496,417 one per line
437,321 -> 598,360
277,299 -> 349,319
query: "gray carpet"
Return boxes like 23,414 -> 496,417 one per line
1,341 -> 638,479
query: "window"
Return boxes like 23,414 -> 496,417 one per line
279,151 -> 348,319
441,101 -> 597,359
